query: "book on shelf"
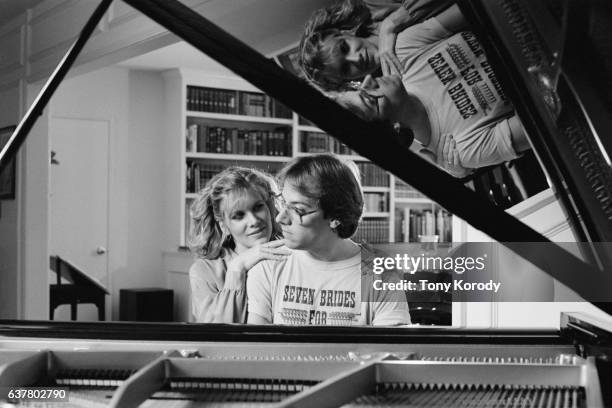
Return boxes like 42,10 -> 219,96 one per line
299,132 -> 357,155
185,162 -> 226,193
186,123 -> 291,156
364,192 -> 387,212
187,87 -> 237,114
402,207 -> 411,243
186,161 -> 285,194
353,219 -> 390,244
395,179 -> 427,199
186,86 -> 290,118
357,162 -> 389,187
400,207 -> 452,243
186,124 -> 197,153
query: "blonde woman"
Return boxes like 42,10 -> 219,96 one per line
189,167 -> 290,323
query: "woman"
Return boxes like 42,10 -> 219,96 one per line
189,167 -> 290,323
302,4 -> 529,174
301,0 -> 454,86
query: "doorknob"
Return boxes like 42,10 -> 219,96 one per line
96,247 -> 107,255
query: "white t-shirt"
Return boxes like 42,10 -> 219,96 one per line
247,247 -> 411,326
396,18 -> 521,168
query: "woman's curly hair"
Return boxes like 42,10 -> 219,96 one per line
299,0 -> 375,91
188,167 -> 281,260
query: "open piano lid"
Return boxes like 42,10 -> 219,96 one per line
460,0 -> 612,262
1,0 -> 612,318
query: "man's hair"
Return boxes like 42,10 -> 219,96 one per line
277,154 -> 364,238
299,0 -> 375,91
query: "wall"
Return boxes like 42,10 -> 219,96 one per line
47,67 -> 167,320
0,0 -> 332,320
0,85 -> 22,319
452,189 -> 611,328
22,80 -> 50,319
126,70 -> 167,292
0,14 -> 26,319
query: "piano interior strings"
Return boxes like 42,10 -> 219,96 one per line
0,339 -> 604,407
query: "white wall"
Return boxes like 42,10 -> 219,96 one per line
452,190 -> 611,328
0,84 -> 22,319
48,67 -> 167,320
126,70 -> 167,288
0,0 -> 332,321
22,81 -> 50,320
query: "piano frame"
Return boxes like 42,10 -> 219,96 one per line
0,312 -> 610,406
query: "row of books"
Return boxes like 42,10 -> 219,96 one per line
357,162 -> 390,187
299,132 -> 357,155
353,220 -> 390,244
185,162 -> 225,193
186,86 -> 292,118
239,92 -> 292,118
400,208 -> 452,243
395,179 -> 427,199
186,124 -> 291,156
363,192 -> 387,213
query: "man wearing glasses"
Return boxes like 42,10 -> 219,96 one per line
247,154 -> 410,326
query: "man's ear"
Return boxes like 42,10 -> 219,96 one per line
329,219 -> 341,229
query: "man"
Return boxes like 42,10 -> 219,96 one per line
247,154 -> 410,326
302,4 -> 529,174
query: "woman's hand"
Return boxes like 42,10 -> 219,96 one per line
377,4 -> 429,76
234,240 -> 291,272
378,32 -> 402,75
378,22 -> 402,75
225,240 -> 291,288
436,133 -> 470,178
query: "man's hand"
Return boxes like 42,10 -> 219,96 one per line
436,133 -> 470,178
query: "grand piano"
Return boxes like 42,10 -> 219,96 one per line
0,0 -> 611,406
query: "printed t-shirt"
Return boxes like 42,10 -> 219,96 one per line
247,248 -> 410,326
396,18 -> 521,168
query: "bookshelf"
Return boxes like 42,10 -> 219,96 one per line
393,178 -> 453,244
164,69 -> 452,248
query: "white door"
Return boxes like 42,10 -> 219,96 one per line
49,117 -> 110,321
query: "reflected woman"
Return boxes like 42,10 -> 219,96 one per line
188,167 -> 290,323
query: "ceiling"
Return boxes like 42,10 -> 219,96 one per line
0,0 -> 331,74
0,0 -> 43,26
119,0 -> 331,73
119,42 -> 236,74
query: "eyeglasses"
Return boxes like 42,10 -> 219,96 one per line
358,88 -> 383,116
274,194 -> 319,224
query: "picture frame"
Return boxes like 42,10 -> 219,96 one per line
0,125 -> 17,200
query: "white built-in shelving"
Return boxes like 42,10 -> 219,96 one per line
164,69 -> 451,247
